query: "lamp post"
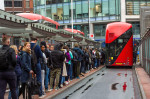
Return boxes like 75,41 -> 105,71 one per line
88,0 -> 91,39
71,0 -> 74,48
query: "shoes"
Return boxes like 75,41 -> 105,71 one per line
65,81 -> 69,85
48,89 -> 53,92
60,84 -> 63,88
39,95 -> 45,98
45,89 -> 48,93
55,87 -> 59,90
76,76 -> 80,79
81,73 -> 84,76
43,92 -> 46,95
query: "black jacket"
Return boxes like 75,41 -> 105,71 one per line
0,45 -> 17,72
50,43 -> 65,68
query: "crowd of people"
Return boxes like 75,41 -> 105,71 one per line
0,36 -> 105,99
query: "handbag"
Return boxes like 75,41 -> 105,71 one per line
26,76 -> 41,95
62,58 -> 67,76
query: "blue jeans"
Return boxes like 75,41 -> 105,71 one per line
97,59 -> 100,67
45,66 -> 49,90
95,58 -> 97,68
61,76 -> 65,84
36,62 -> 42,96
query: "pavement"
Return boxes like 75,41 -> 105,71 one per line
43,66 -> 104,99
4,63 -> 150,99
135,64 -> 150,99
4,66 -> 104,99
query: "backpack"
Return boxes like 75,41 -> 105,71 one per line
31,44 -> 37,68
0,47 -> 10,70
85,52 -> 89,62
72,50 -> 78,62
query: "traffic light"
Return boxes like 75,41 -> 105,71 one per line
90,34 -> 94,38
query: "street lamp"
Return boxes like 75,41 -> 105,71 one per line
71,0 -> 74,48
88,0 -> 90,39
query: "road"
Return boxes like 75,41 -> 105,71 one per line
52,67 -> 142,99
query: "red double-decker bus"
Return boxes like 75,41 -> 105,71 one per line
105,22 -> 133,67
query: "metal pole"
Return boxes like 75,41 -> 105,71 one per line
71,0 -> 74,48
88,0 -> 90,39
45,0 -> 46,17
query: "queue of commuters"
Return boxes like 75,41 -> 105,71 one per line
0,36 -> 105,99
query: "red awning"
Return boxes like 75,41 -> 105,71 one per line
16,13 -> 60,26
64,28 -> 84,35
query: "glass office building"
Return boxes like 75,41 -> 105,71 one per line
34,0 -> 142,42
126,0 -> 150,15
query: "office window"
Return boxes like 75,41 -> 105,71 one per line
4,1 -> 12,7
57,4 -> 63,20
58,0 -> 63,3
63,3 -> 69,20
148,1 -> 150,6
40,0 -> 45,5
109,0 -> 116,16
82,1 -> 88,18
95,0 -> 102,17
14,1 -> 22,7
130,22 -> 140,35
133,1 -> 139,15
90,0 -> 95,17
76,2 -> 82,19
126,0 -> 150,15
94,24 -> 106,37
35,0 -> 40,6
83,25 -> 89,37
126,1 -> 133,15
140,0 -> 147,7
46,7 -> 52,18
51,4 -> 57,20
46,0 -> 52,4
41,8 -> 46,16
64,0 -> 70,2
26,1 -> 30,8
102,0 -> 109,16
116,0 -> 120,16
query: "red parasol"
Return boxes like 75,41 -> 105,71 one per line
64,28 -> 84,36
16,13 -> 60,27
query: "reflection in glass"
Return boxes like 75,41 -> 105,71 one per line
133,1 -> 139,15
57,4 -> 63,21
126,1 -> 133,15
51,4 -> 57,20
46,7 -> 52,18
76,2 -> 82,19
63,3 -> 69,20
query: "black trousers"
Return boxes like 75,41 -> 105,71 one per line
0,71 -> 17,99
19,83 -> 32,99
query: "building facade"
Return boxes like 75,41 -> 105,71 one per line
4,0 -> 33,14
33,0 -> 150,44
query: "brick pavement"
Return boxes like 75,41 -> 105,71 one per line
135,66 -> 150,99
